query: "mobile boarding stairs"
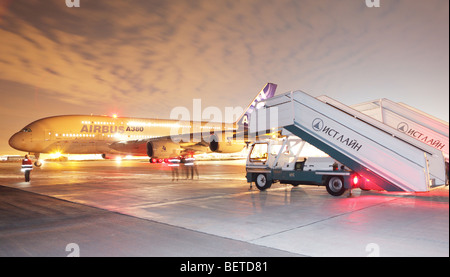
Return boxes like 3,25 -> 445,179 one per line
348,97 -> 449,163
247,90 -> 447,194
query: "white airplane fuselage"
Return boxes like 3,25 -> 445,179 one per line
9,114 -> 229,156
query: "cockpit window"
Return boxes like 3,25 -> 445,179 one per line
22,128 -> 32,132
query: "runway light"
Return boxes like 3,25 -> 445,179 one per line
112,114 -> 118,118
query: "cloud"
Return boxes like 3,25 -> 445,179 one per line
0,0 -> 448,120
0,0 -> 448,154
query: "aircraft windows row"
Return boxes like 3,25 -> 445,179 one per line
60,134 -> 95,137
106,134 -> 155,139
126,122 -> 221,130
56,133 -> 154,139
81,121 -> 116,125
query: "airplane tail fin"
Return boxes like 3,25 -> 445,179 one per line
236,83 -> 277,128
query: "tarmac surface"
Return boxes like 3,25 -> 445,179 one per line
0,159 -> 448,257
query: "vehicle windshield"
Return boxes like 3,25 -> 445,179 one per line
22,128 -> 32,132
249,143 -> 268,163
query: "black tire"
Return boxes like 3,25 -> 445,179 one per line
255,173 -> 272,191
326,176 -> 346,196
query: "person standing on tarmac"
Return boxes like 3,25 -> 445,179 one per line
168,156 -> 181,181
184,156 -> 199,179
21,154 -> 33,182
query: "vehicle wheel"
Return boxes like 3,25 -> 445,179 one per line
326,176 -> 346,196
255,173 -> 272,191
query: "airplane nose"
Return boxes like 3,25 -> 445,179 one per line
8,132 -> 23,151
8,133 -> 18,149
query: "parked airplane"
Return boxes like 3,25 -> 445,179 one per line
9,83 -> 277,163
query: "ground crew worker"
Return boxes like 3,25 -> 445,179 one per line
184,156 -> 199,179
168,156 -> 181,181
21,154 -> 33,182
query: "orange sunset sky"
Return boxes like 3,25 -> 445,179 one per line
0,0 -> 448,154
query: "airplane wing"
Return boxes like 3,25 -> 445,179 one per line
109,83 -> 277,159
109,128 -> 241,159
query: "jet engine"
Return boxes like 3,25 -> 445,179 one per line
102,154 -> 125,160
147,140 -> 182,159
208,135 -> 246,153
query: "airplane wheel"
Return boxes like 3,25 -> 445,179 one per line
326,176 -> 346,196
255,173 -> 272,191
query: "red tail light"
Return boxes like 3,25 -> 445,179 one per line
353,175 -> 359,185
